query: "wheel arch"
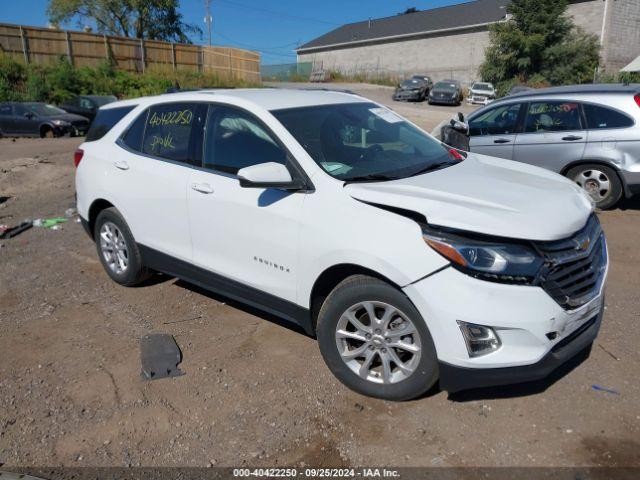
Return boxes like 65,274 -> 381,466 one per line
39,123 -> 54,137
87,198 -> 116,238
308,263 -> 403,333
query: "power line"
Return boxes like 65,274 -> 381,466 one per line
215,0 -> 341,26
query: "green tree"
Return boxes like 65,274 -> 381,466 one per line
480,0 -> 600,94
47,0 -> 201,43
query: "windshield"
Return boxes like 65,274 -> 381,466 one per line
25,103 -> 66,116
433,82 -> 456,91
272,102 -> 458,182
90,95 -> 117,106
401,79 -> 424,88
472,83 -> 492,91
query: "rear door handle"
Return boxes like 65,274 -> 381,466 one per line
191,182 -> 214,194
562,135 -> 583,141
114,160 -> 129,170
493,138 -> 511,144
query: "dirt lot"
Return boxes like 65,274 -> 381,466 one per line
1,84 -> 639,470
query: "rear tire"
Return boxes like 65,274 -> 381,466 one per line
94,207 -> 149,286
566,163 -> 622,210
316,275 -> 439,401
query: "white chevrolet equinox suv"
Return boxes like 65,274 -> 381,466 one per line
75,89 -> 608,400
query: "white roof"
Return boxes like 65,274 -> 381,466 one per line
103,88 -> 368,111
621,55 -> 640,72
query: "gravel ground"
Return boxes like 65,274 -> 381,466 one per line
0,84 -> 639,469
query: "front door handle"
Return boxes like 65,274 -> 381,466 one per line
562,135 -> 583,141
114,160 -> 129,170
493,138 -> 511,144
191,182 -> 214,194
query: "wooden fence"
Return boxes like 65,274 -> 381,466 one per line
0,22 -> 260,82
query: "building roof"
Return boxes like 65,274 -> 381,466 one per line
297,0 -> 510,53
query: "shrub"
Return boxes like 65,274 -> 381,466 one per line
0,54 -> 259,104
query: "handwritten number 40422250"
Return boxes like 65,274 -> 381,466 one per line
149,109 -> 193,127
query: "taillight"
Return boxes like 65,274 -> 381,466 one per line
73,148 -> 84,168
635,94 -> 640,108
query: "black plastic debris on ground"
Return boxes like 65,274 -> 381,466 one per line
0,196 -> 10,205
0,220 -> 32,239
140,333 -> 185,380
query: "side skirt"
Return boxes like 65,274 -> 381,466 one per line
138,245 -> 314,336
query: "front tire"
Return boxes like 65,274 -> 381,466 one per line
94,207 -> 149,286
567,163 -> 622,209
316,275 -> 439,400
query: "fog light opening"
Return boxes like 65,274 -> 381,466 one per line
457,321 -> 502,358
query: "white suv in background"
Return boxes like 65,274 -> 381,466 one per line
75,89 -> 607,400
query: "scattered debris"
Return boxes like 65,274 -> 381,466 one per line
0,196 -> 10,205
591,384 -> 620,395
0,220 -> 33,239
598,343 -> 620,361
64,207 -> 77,218
140,334 -> 185,380
33,217 -> 67,229
163,314 -> 203,325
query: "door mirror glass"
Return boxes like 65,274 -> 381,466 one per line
238,162 -> 302,190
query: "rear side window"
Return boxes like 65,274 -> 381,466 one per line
0,105 -> 12,115
141,102 -> 201,163
86,105 -> 135,142
583,103 -> 634,129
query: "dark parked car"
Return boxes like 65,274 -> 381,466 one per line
428,80 -> 463,106
60,95 -> 117,123
411,74 -> 433,90
0,102 -> 89,138
393,78 -> 429,101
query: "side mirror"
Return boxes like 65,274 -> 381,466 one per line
457,112 -> 465,122
449,119 -> 469,134
24,112 -> 35,119
238,162 -> 304,190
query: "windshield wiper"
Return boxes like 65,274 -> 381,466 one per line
343,173 -> 400,184
408,161 -> 457,178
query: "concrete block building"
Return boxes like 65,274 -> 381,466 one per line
296,0 -> 640,85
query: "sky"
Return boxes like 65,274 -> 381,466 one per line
2,0 -> 470,64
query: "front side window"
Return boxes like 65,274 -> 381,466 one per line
583,103 -> 634,129
141,103 -> 200,162
468,103 -> 521,136
79,97 -> 94,110
272,102 -> 457,181
0,105 -> 11,115
24,103 -> 66,116
524,101 -> 582,133
203,106 -> 287,174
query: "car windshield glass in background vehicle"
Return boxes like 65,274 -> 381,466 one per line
472,83 -> 492,91
86,105 -> 135,141
91,95 -> 118,106
272,102 -> 457,181
469,103 -> 520,136
524,101 -> 582,132
433,82 -> 456,91
402,79 -> 424,87
25,103 -> 66,116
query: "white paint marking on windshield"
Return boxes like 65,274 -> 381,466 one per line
369,107 -> 403,124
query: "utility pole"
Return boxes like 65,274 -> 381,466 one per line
204,0 -> 213,46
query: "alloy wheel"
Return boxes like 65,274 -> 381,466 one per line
334,301 -> 422,384
574,168 -> 611,203
99,221 -> 129,275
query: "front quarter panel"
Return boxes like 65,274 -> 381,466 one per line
296,181 -> 449,308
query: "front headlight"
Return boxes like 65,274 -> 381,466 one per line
422,226 -> 543,282
52,119 -> 71,126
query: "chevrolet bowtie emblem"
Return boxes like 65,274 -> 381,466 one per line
575,237 -> 590,251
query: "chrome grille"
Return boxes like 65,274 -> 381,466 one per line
536,214 -> 607,310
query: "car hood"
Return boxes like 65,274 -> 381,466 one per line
45,113 -> 89,122
344,153 -> 593,241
